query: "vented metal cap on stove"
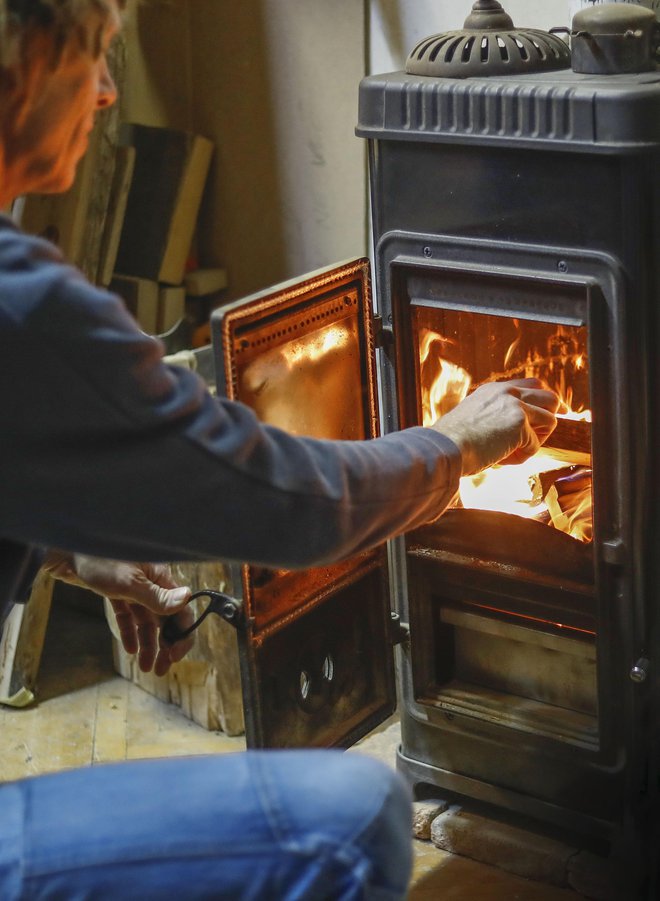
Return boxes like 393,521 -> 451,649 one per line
406,0 -> 571,79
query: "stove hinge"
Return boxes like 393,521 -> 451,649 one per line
373,314 -> 394,349
389,611 -> 410,646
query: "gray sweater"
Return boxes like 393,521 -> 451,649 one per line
0,217 -> 461,618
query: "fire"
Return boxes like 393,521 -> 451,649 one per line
419,329 -> 471,421
420,326 -> 593,543
279,324 -> 350,368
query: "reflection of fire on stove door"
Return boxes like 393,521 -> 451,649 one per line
415,309 -> 592,542
212,259 -> 399,752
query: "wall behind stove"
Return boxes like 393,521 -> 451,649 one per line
121,1 -> 569,305
123,0 -> 367,304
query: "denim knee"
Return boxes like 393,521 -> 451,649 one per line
7,751 -> 413,901
248,750 -> 412,898
341,753 -> 413,898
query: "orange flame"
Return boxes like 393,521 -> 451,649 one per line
419,328 -> 593,543
419,329 -> 471,424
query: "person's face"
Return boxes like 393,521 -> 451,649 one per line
1,3 -> 121,201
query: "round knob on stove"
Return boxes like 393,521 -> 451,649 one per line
630,658 -> 650,683
465,1 -> 514,31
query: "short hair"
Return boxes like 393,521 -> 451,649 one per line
0,0 -> 124,65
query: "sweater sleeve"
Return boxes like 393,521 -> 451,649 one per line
0,225 -> 461,568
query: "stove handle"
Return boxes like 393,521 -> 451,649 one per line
389,611 -> 410,646
161,589 -> 243,645
630,657 -> 650,684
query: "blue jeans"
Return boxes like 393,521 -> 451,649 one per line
0,750 -> 412,900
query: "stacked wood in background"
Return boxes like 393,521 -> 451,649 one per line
0,572 -> 54,708
97,144 -> 136,287
105,561 -> 244,736
107,123 -> 218,342
114,123 -> 213,285
17,79 -> 223,345
109,275 -> 160,333
101,350 -> 242,732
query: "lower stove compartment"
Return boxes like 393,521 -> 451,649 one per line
398,574 -> 617,833
243,562 -> 397,750
429,604 -> 597,744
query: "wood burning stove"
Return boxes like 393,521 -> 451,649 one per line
210,3 -> 660,894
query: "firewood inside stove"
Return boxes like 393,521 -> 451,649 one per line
529,464 -> 591,505
544,468 -> 593,542
545,417 -> 591,455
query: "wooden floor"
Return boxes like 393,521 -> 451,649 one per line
0,597 -> 582,899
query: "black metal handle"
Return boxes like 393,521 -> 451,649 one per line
161,589 -> 242,645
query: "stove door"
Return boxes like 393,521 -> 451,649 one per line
211,258 -> 397,748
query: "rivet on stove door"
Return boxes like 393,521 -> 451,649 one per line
423,246 -> 433,258
557,260 -> 569,273
630,658 -> 650,683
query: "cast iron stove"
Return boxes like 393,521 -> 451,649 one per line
210,3 -> 660,895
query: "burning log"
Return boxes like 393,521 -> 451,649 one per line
528,465 -> 593,541
545,417 -> 591,455
528,465 -> 591,505
551,468 -> 592,494
544,468 -> 593,542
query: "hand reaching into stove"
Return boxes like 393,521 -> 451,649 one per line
42,552 -> 195,676
432,377 -> 560,476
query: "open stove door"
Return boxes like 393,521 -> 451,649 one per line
210,259 -> 398,749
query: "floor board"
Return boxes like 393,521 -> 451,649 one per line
0,597 -> 583,899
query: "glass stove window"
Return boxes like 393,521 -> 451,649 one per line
235,316 -> 366,441
413,306 -> 592,543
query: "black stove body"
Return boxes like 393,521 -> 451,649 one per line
210,8 -> 660,894
357,61 -> 660,881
